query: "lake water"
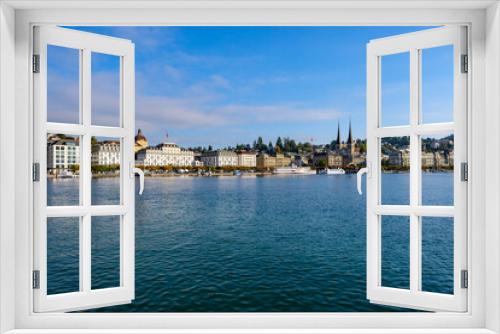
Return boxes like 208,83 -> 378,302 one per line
46,174 -> 454,312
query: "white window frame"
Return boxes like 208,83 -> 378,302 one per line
33,25 -> 136,313
365,26 -> 468,312
1,1 -> 499,333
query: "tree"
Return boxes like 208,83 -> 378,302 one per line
253,140 -> 257,150
298,142 -> 304,153
57,134 -> 67,139
290,139 -> 297,152
91,136 -> 98,150
268,141 -> 273,151
257,136 -> 264,151
208,145 -> 213,151
359,143 -> 367,154
284,137 -> 291,152
316,158 -> 327,168
276,137 -> 283,151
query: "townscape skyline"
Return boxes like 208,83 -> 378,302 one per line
47,26 -> 453,148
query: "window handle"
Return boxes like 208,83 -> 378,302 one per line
130,162 -> 144,195
357,162 -> 371,195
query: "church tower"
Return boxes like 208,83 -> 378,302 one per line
335,118 -> 343,153
346,119 -> 355,157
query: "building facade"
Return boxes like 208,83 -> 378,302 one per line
256,153 -> 276,168
134,129 -> 148,153
237,151 -> 257,167
201,150 -> 238,167
421,150 -> 454,169
47,138 -> 80,175
389,149 -> 411,168
136,143 -> 195,166
92,140 -> 120,165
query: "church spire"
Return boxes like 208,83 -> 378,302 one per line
336,118 -> 342,147
347,117 -> 354,145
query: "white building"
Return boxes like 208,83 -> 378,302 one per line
136,143 -> 195,166
92,141 -> 120,165
201,150 -> 238,167
237,151 -> 257,167
389,149 -> 410,167
47,138 -> 80,174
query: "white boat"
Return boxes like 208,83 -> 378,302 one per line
273,164 -> 316,175
318,168 -> 345,175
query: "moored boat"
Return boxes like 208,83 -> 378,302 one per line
318,168 -> 346,175
273,164 -> 316,175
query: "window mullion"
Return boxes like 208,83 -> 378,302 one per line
409,47 -> 420,294
81,48 -> 92,294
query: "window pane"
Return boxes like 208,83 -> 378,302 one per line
47,217 -> 80,295
91,137 -> 121,206
381,52 -> 410,127
381,215 -> 410,290
421,133 -> 454,206
91,52 -> 121,127
421,45 -> 454,124
47,45 -> 80,124
91,216 -> 121,290
381,136 -> 410,205
47,133 -> 80,206
421,217 -> 454,295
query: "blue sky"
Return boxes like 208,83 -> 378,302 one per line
48,26 -> 454,148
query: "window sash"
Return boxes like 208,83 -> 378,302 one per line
32,25 -> 136,313
366,26 -> 467,312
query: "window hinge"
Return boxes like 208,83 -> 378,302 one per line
33,163 -> 40,182
33,54 -> 40,73
461,162 -> 468,182
33,270 -> 40,289
461,270 -> 468,289
461,54 -> 468,73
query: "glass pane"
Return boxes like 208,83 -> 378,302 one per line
47,45 -> 80,124
91,52 -> 121,127
47,217 -> 80,295
47,133 -> 80,206
381,52 -> 410,127
91,137 -> 121,206
381,215 -> 410,290
421,133 -> 454,206
381,136 -> 410,205
421,217 -> 454,294
421,45 -> 454,124
91,216 -> 121,290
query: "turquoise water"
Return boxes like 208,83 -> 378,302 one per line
46,174 -> 454,312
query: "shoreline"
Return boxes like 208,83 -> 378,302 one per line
47,169 -> 453,179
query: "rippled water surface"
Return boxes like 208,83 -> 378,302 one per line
46,174 -> 454,312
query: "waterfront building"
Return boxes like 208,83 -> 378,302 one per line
256,153 -> 276,168
201,150 -> 238,167
389,149 -> 410,167
134,129 -> 148,153
294,155 -> 308,166
274,153 -> 292,168
137,143 -> 195,166
313,152 -> 343,167
92,140 -> 120,165
421,150 -> 454,169
422,151 -> 435,168
47,138 -> 79,175
237,151 -> 257,167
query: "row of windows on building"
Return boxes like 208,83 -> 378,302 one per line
383,149 -> 455,168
